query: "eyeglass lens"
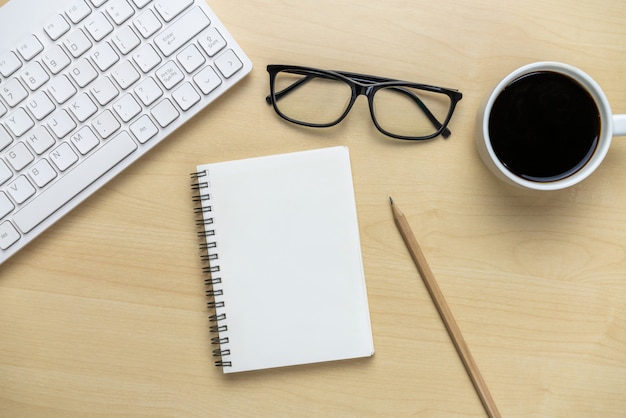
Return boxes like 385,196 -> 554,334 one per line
272,69 -> 453,138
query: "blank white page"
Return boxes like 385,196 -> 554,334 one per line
197,146 -> 374,373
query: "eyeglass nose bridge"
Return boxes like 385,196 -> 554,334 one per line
353,83 -> 375,97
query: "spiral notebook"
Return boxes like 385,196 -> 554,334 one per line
190,146 -> 374,373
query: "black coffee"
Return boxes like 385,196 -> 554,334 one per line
488,71 -> 600,182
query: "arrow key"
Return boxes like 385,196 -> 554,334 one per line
215,49 -> 243,79
177,44 -> 205,73
193,65 -> 222,95
173,82 -> 200,111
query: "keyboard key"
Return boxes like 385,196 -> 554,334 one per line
69,59 -> 98,88
0,102 -> 6,118
112,26 -> 141,55
13,132 -> 138,234
25,126 -> 56,155
0,126 -> 13,151
16,35 -> 43,61
70,127 -> 99,155
6,142 -> 34,171
42,45 -> 72,75
47,75 -> 77,104
0,192 -> 15,219
132,44 -> 161,73
155,0 -> 193,21
28,159 -> 57,188
1,78 -> 29,107
156,60 -> 184,90
130,115 -> 158,144
64,29 -> 93,58
20,62 -> 50,91
113,94 -> 141,122
66,0 -> 92,24
91,42 -> 120,72
7,175 -> 36,204
68,93 -> 98,122
43,14 -> 71,41
193,65 -> 221,95
105,0 -> 135,25
85,12 -> 114,41
26,91 -> 56,121
0,221 -> 20,250
90,76 -> 120,105
134,76 -> 162,106
173,82 -> 200,111
111,60 -> 140,89
6,108 -> 34,137
177,44 -> 205,73
47,109 -> 77,138
92,109 -> 121,138
133,9 -> 162,38
0,51 -> 22,77
198,27 -> 226,57
50,142 -> 79,171
154,7 -> 210,57
0,161 -> 12,186
131,0 -> 153,8
151,98 -> 179,127
215,49 -> 243,79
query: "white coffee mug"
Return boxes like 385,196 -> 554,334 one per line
477,61 -> 626,191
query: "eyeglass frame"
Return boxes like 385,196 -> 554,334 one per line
265,64 -> 463,141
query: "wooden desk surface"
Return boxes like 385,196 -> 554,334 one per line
2,0 -> 626,416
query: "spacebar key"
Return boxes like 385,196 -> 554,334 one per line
14,132 -> 138,234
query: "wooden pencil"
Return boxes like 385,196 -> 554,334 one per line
389,197 -> 501,418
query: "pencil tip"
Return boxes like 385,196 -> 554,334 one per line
389,196 -> 394,205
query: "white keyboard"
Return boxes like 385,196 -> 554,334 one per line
0,0 -> 252,265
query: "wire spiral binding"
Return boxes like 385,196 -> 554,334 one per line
191,169 -> 231,369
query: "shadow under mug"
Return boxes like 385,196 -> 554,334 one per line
477,62 -> 626,191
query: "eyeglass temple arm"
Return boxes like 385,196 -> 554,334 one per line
265,73 -> 317,105
384,86 -> 451,138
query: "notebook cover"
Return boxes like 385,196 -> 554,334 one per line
194,146 -> 374,373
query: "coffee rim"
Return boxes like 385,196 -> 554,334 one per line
481,61 -> 613,191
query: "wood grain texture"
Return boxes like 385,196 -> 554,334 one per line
2,0 -> 626,416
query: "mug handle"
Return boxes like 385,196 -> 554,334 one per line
614,115 -> 626,136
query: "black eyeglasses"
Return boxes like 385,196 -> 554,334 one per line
266,65 -> 462,140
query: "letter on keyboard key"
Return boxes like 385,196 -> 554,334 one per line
48,109 -> 77,138
6,108 -> 34,137
13,132 -> 138,234
90,76 -> 119,105
154,7 -> 210,57
28,159 -> 57,188
50,142 -> 79,171
7,175 -> 36,204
